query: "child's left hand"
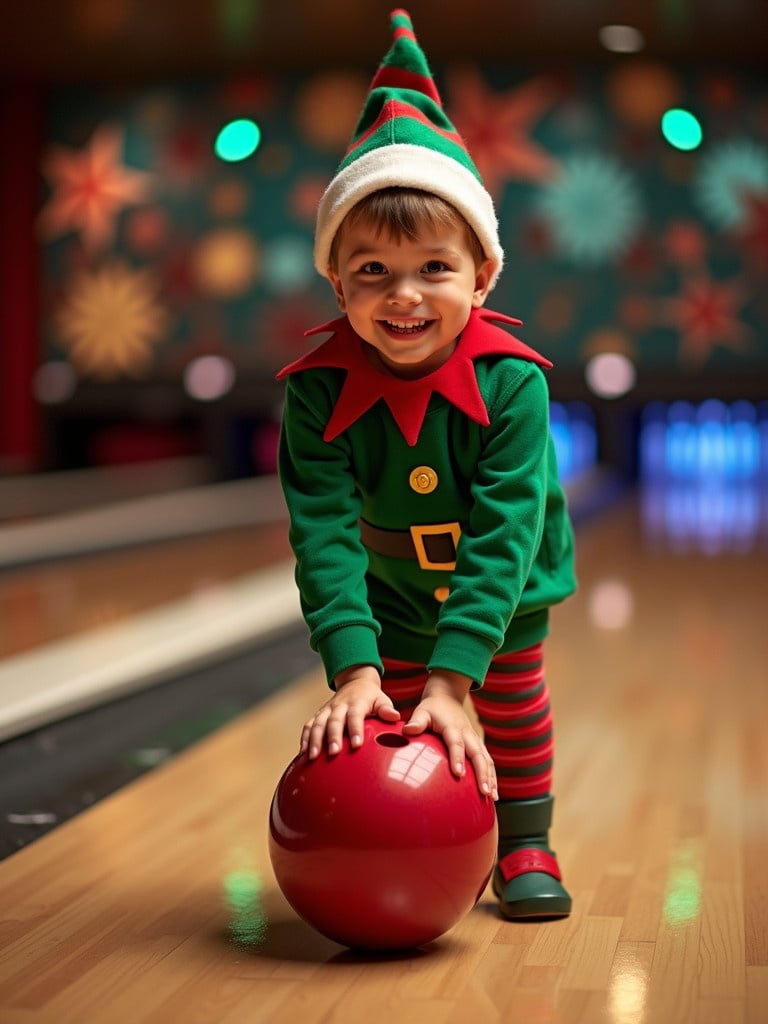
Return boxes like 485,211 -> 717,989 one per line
403,670 -> 498,800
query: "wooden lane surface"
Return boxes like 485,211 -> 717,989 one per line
0,522 -> 293,659
1,495 -> 767,1023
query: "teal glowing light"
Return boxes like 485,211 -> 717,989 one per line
661,109 -> 703,151
214,119 -> 261,162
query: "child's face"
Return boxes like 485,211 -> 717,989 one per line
327,217 -> 493,378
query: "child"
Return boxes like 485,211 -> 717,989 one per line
277,9 -> 577,919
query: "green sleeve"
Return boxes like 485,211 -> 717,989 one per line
278,373 -> 383,685
428,363 -> 551,680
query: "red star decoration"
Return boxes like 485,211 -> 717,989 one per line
38,124 -> 152,252
446,70 -> 560,197
733,190 -> 768,271
657,271 -> 752,366
277,309 -> 551,446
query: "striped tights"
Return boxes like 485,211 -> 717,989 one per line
381,642 -> 553,800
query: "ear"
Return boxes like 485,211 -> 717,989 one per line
327,268 -> 346,312
471,259 -> 494,308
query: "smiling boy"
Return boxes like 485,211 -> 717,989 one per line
327,189 -> 491,377
277,10 -> 577,919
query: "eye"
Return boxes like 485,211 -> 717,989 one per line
423,259 -> 448,274
360,261 -> 387,275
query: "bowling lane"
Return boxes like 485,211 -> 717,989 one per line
0,489 -> 765,1023
0,520 -> 293,660
0,474 -> 302,745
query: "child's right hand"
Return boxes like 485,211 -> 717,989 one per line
300,665 -> 400,760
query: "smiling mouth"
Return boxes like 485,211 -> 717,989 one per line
382,319 -> 433,335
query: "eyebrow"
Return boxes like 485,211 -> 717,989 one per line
345,245 -> 461,262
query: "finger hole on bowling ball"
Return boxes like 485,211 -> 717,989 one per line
375,734 -> 409,748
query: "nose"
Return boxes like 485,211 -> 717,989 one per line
387,274 -> 422,306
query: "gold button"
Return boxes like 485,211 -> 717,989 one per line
433,587 -> 450,603
409,465 -> 438,494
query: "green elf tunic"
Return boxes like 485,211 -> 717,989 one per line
277,308 -> 577,689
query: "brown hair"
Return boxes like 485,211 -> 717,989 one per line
329,187 -> 486,269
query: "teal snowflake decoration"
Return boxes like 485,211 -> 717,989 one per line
695,140 -> 768,228
533,153 -> 643,265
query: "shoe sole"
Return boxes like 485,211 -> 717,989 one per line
492,874 -> 572,920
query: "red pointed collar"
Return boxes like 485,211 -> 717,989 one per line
276,308 -> 552,447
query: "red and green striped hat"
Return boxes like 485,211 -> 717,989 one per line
314,9 -> 504,288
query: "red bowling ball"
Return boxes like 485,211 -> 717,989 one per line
268,718 -> 498,951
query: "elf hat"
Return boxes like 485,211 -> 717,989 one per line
314,8 -> 504,289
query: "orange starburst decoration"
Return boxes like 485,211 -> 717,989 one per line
39,124 -> 152,252
55,262 -> 168,379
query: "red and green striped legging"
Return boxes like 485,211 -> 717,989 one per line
381,642 -> 553,800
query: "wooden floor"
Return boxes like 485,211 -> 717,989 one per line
0,521 -> 292,659
1,493 -> 767,1023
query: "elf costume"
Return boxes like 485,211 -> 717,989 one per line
277,9 -> 577,919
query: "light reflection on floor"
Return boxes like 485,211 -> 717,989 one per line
608,945 -> 650,1024
638,400 -> 768,553
223,867 -> 269,947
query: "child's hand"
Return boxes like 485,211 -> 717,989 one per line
300,665 -> 400,760
403,671 -> 498,800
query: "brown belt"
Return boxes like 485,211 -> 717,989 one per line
359,518 -> 461,571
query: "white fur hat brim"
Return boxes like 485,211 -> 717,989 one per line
314,144 -> 504,290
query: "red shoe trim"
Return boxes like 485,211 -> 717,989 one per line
498,849 -> 562,884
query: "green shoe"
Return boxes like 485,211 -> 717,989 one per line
492,849 -> 572,919
493,796 -> 572,920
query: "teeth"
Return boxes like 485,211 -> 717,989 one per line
386,319 -> 426,328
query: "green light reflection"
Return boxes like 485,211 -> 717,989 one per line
663,839 -> 703,926
223,869 -> 269,946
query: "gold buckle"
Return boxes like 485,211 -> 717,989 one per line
409,522 -> 461,571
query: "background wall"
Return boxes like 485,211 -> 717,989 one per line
1,1 -> 766,478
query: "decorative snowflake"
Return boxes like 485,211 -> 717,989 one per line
534,153 -> 643,265
447,69 -> 560,197
694,140 -> 768,228
38,124 -> 152,252
55,263 -> 168,379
